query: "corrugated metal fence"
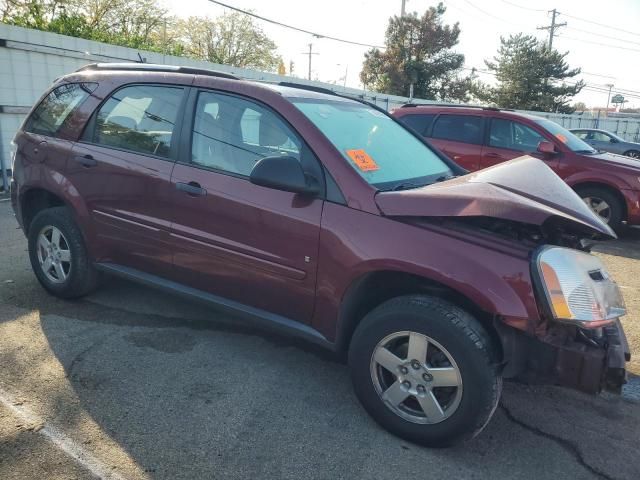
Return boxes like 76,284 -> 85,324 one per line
2,22 -> 640,191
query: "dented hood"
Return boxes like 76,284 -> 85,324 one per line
375,156 -> 616,238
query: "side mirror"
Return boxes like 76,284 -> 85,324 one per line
250,155 -> 320,196
610,138 -> 618,144
537,141 -> 557,155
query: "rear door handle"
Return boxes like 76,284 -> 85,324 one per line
484,152 -> 502,159
74,154 -> 97,167
176,181 -> 207,197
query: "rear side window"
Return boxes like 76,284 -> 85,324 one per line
432,114 -> 484,145
91,85 -> 184,158
25,83 -> 96,137
398,114 -> 436,136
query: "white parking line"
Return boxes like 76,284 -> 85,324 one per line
0,388 -> 127,480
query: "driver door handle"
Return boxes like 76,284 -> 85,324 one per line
73,154 -> 97,167
176,181 -> 207,197
484,152 -> 502,159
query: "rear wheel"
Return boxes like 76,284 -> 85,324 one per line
348,295 -> 501,447
575,186 -> 624,232
28,207 -> 98,298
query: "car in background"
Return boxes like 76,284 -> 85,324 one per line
570,128 -> 640,159
393,105 -> 640,231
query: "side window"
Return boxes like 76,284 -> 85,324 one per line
592,131 -> 611,142
92,85 -> 183,158
432,115 -> 484,145
25,83 -> 96,137
399,114 -> 436,136
573,130 -> 588,140
191,91 -> 301,176
489,118 -> 545,152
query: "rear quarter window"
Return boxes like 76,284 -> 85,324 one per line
432,114 -> 484,145
25,83 -> 96,137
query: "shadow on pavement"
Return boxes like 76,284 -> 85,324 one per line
30,279 -> 640,480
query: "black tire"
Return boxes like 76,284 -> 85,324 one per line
574,185 -> 624,232
348,295 -> 501,447
622,150 -> 639,159
28,206 -> 98,298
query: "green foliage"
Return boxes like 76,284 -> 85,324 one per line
0,0 -> 279,69
476,34 -> 584,113
177,13 -> 282,72
360,3 -> 472,101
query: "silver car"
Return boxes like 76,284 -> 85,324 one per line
570,128 -> 640,158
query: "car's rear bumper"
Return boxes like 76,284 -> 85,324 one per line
622,189 -> 640,226
501,319 -> 630,394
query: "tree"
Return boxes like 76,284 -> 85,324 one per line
476,34 -> 584,113
177,12 -> 281,72
572,101 -> 587,112
360,3 -> 471,101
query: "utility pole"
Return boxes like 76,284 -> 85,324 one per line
537,9 -> 566,50
302,43 -> 319,80
401,0 -> 406,16
605,83 -> 614,114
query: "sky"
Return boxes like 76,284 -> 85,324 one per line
162,0 -> 640,108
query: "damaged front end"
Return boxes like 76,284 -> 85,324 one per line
375,156 -> 630,394
500,319 -> 630,394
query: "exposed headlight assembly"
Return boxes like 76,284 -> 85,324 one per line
535,246 -> 626,328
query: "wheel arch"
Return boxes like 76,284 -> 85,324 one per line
571,181 -> 628,221
20,187 -> 68,234
334,270 -> 504,361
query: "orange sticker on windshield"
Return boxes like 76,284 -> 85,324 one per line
346,149 -> 379,172
555,133 -> 568,143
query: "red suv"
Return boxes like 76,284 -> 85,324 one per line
393,105 -> 640,231
10,64 -> 630,447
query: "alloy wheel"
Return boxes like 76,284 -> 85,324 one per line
370,331 -> 463,424
582,196 -> 612,223
36,225 -> 71,284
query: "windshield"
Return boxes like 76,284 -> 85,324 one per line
535,119 -> 597,153
291,99 -> 453,189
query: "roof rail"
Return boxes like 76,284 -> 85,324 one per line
400,103 -> 515,112
76,63 -> 240,80
277,81 -> 340,97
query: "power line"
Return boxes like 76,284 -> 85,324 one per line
497,0 -> 545,12
566,26 -> 640,47
205,0 -> 385,49
560,12 -> 640,38
455,0 -> 529,26
559,35 -> 640,53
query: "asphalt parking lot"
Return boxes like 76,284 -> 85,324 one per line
0,198 -> 639,480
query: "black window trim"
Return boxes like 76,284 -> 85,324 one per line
24,81 -> 98,138
78,82 -> 189,163
431,113 -> 486,146
178,87 -> 328,199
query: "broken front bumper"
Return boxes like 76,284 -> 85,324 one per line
501,319 -> 631,394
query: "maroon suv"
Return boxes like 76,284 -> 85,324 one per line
393,105 -> 640,231
10,64 -> 630,447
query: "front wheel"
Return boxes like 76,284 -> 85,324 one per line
623,150 -> 639,159
575,186 -> 624,232
348,295 -> 501,447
